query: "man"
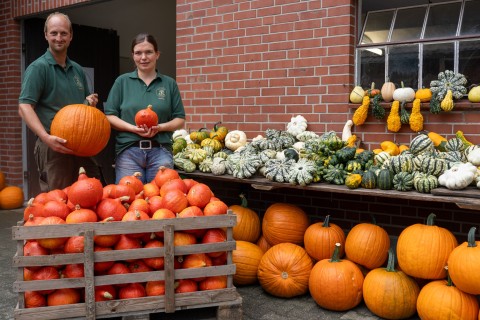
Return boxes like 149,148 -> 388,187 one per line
19,12 -> 101,192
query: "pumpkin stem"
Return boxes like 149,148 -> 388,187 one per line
370,82 -> 375,90
467,226 -> 477,248
369,214 -> 377,225
385,248 -> 396,272
239,193 -> 249,208
322,215 -> 331,228
329,243 -> 342,263
445,266 -> 454,287
426,213 -> 436,226
213,121 -> 222,131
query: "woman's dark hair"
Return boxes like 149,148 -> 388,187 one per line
131,33 -> 159,52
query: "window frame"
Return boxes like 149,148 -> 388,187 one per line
355,0 -> 479,88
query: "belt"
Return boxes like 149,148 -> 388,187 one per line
136,140 -> 160,150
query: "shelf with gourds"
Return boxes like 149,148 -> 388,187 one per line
173,113 -> 480,210
349,70 -> 480,133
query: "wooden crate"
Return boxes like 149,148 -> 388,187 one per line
12,211 -> 242,320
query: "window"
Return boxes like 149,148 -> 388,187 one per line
357,0 -> 480,91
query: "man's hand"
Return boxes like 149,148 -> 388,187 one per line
85,93 -> 99,107
44,134 -> 74,154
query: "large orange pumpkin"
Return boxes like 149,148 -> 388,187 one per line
232,240 -> 264,286
50,104 -> 111,157
363,248 -> 420,319
304,215 -> 346,261
0,185 -> 24,209
229,194 -> 261,242
447,226 -> 480,295
257,243 -> 313,298
262,203 -> 309,246
416,271 -> 479,320
396,213 -> 458,280
309,243 -> 364,311
344,219 -> 390,270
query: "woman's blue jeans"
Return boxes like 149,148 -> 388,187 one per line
115,146 -> 173,184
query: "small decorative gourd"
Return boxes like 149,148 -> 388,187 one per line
387,100 -> 401,132
381,80 -> 396,102
352,96 -> 370,126
393,81 -> 415,103
349,85 -> 365,104
210,157 -> 226,175
286,115 -> 308,137
415,87 -> 432,102
430,70 -> 467,100
409,98 -> 423,132
440,90 -> 454,111
468,85 -> 480,102
224,130 -> 247,151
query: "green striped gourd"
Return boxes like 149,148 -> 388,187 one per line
377,169 -> 394,190
445,137 -> 465,152
388,155 -> 414,174
420,156 -> 447,177
409,134 -> 434,156
413,172 -> 439,193
393,172 -> 414,191
375,151 -> 391,166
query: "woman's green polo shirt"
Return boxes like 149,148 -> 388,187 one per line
19,49 -> 91,133
104,70 -> 186,156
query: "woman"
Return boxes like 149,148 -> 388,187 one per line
104,33 -> 185,184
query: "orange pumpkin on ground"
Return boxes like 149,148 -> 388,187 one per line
416,269 -> 479,320
304,215 -> 346,261
447,226 -> 480,295
309,243 -> 364,311
229,194 -> 261,243
0,185 -> 24,209
262,203 -> 309,246
363,249 -> 420,319
257,243 -> 313,298
396,213 -> 458,280
344,219 -> 390,270
256,235 -> 272,253
232,240 -> 264,286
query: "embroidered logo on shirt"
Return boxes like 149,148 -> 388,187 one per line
156,88 -> 166,100
73,75 -> 84,90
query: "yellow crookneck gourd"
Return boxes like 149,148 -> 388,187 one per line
440,90 -> 454,111
387,100 -> 401,132
409,98 -> 424,132
352,96 -> 370,126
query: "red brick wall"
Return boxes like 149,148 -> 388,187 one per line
0,1 -> 23,187
175,0 -> 480,150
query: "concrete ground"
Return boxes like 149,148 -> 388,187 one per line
2,208 -> 420,320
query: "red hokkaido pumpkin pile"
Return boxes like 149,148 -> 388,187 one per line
21,166 -> 231,308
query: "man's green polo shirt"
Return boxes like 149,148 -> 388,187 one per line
104,70 -> 186,156
19,49 -> 91,133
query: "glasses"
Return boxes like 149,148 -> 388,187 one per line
133,50 -> 156,57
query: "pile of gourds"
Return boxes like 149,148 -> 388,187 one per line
351,70 -> 472,132
173,115 -> 480,195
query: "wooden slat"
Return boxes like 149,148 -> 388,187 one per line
183,171 -> 480,211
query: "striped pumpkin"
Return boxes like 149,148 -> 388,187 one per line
409,134 -> 434,156
445,137 -> 465,152
374,151 -> 391,166
413,172 -> 439,193
393,172 -> 414,191
420,156 -> 447,177
389,155 -> 414,174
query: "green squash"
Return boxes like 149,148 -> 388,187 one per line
377,169 -> 393,190
361,170 -> 377,189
